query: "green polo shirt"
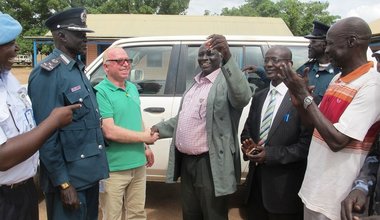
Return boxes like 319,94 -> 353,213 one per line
95,77 -> 146,172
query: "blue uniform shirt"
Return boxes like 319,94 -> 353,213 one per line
297,60 -> 340,104
28,48 -> 109,192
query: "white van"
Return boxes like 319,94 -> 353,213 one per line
86,35 -> 309,182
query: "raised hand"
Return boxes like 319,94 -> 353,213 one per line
206,34 -> 231,63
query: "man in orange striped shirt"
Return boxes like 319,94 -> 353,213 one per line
278,17 -> 380,220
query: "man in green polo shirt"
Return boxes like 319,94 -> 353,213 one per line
95,46 -> 159,220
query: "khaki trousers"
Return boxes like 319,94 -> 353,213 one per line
100,166 -> 146,220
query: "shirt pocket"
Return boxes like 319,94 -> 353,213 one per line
63,142 -> 100,162
63,89 -> 90,120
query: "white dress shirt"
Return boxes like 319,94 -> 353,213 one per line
260,82 -> 288,128
0,70 -> 38,185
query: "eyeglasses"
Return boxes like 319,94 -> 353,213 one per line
264,57 -> 291,64
106,58 -> 133,65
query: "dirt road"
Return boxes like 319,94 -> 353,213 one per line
12,66 -> 32,84
39,182 -> 247,220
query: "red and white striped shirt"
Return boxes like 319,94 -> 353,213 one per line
299,62 -> 380,220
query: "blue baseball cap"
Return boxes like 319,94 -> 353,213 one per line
0,12 -> 22,45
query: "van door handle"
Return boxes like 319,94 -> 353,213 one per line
144,107 -> 165,113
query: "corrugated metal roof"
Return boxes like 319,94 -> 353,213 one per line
45,14 -> 293,38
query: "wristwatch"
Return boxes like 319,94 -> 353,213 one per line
303,96 -> 314,109
60,182 -> 71,190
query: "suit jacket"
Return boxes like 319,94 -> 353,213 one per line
241,86 -> 312,214
155,58 -> 252,197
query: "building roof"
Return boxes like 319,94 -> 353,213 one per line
43,14 -> 293,40
370,18 -> 380,35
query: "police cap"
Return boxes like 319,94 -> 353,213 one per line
0,12 -> 22,45
304,20 -> 330,39
45,7 -> 93,32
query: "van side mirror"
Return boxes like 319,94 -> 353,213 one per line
130,69 -> 144,81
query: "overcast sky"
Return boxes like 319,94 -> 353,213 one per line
187,0 -> 380,23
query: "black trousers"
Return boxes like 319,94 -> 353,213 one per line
0,178 -> 39,220
45,183 -> 99,220
180,153 -> 228,220
246,167 -> 303,220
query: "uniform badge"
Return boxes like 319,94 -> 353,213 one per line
80,10 -> 87,24
71,85 -> 81,92
41,58 -> 61,71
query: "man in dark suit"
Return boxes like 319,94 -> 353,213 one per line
241,46 -> 313,220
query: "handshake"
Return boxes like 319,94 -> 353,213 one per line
142,126 -> 159,145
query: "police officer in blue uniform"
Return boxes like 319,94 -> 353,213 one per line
296,20 -> 340,104
28,8 -> 109,220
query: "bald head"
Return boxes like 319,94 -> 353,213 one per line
325,17 -> 371,73
329,17 -> 371,49
264,46 -> 293,86
267,46 -> 292,60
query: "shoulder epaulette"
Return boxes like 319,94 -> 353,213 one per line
40,57 -> 62,71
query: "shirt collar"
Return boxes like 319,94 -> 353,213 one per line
102,77 -> 130,92
339,61 -> 374,83
52,48 -> 85,71
194,68 -> 221,84
269,81 -> 288,96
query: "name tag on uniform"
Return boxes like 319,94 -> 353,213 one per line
71,85 -> 81,92
24,109 -> 36,129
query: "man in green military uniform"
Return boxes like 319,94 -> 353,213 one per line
296,20 -> 340,104
28,7 -> 109,220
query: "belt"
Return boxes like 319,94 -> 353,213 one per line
0,177 -> 33,190
182,151 -> 209,158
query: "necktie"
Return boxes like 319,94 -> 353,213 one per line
259,89 -> 277,142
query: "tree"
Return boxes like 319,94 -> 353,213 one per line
221,0 -> 340,36
0,0 -> 190,54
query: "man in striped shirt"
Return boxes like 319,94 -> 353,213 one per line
278,17 -> 380,220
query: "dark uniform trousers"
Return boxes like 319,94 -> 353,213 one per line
45,183 -> 99,220
180,152 -> 228,220
0,178 -> 38,220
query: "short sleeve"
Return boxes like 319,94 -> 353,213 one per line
335,82 -> 380,141
0,127 -> 7,145
95,88 -> 113,119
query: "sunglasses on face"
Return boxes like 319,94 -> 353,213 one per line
106,58 -> 133,65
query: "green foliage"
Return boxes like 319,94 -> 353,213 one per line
221,0 -> 340,36
0,0 -> 190,54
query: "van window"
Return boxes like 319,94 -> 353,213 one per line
287,46 -> 308,69
90,46 -> 174,96
245,46 -> 265,67
182,45 -> 269,93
